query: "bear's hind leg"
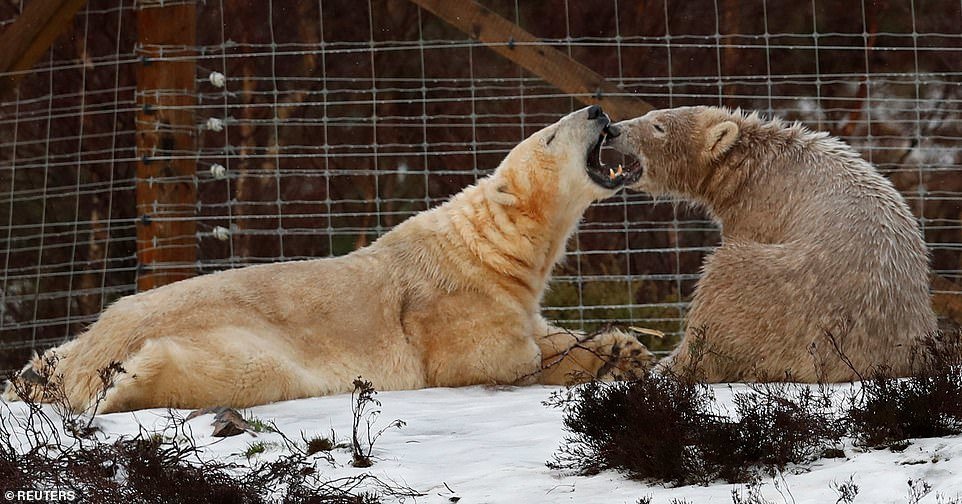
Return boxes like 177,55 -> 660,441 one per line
97,332 -> 318,413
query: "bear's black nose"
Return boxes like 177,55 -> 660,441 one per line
604,123 -> 621,139
587,104 -> 603,120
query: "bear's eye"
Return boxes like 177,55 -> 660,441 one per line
652,122 -> 665,134
545,131 -> 557,145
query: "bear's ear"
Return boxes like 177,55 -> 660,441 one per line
705,121 -> 739,160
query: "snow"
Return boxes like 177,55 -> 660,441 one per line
4,384 -> 962,503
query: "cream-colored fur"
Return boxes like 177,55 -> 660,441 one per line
610,106 -> 937,382
4,106 -> 651,413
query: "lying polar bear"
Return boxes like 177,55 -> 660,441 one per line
5,105 -> 651,413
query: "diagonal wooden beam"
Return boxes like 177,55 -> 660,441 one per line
408,0 -> 652,122
0,0 -> 89,98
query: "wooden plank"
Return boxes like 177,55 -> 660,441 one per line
135,2 -> 198,291
0,0 -> 90,97
408,0 -> 652,121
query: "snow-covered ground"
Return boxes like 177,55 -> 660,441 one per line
4,385 -> 962,503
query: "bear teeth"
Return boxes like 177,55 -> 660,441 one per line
608,164 -> 625,181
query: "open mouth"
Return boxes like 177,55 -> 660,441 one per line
585,126 -> 643,189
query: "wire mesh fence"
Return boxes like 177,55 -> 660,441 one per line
1,0 -> 961,373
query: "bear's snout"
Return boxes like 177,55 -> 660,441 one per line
606,121 -> 634,154
586,105 -> 613,131
603,123 -> 621,140
586,104 -> 603,120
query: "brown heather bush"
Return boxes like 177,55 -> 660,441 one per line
545,366 -> 716,484
549,331 -> 962,486
545,368 -> 841,485
848,331 -> 962,447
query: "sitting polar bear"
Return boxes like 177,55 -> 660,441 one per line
5,105 -> 651,413
608,106 -> 937,383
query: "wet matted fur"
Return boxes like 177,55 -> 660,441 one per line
610,106 -> 936,382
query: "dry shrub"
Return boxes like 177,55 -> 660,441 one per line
848,331 -> 962,447
545,368 -> 715,484
349,378 -> 405,468
546,368 -> 841,485
549,331 -> 962,485
1,367 -> 417,503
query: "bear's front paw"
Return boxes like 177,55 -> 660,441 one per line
589,329 -> 655,381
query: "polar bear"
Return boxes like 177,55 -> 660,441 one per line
607,106 -> 937,382
4,105 -> 651,413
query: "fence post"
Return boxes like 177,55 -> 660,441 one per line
134,1 -> 198,291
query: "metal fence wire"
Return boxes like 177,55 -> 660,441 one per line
1,0 -> 961,373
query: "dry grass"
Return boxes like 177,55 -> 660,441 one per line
1,367 -> 419,503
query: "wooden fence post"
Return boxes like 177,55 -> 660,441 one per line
134,1 -> 198,291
